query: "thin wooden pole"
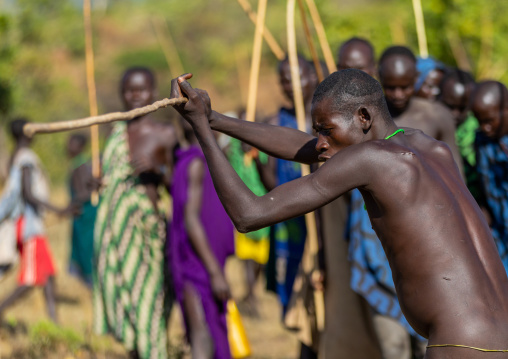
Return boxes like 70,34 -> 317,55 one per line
236,0 -> 285,61
23,97 -> 188,137
411,0 -> 428,58
297,0 -> 324,82
445,29 -> 472,72
287,0 -> 325,333
304,0 -> 336,73
245,0 -> 268,123
83,0 -> 100,205
235,48 -> 249,106
151,17 -> 185,78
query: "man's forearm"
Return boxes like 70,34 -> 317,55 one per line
193,121 -> 260,233
210,111 -> 319,165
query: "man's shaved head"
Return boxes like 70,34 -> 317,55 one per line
312,68 -> 390,121
337,37 -> 376,77
278,54 -> 317,104
439,69 -> 475,126
378,46 -> 418,113
471,80 -> 508,138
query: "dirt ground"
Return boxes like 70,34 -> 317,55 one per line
0,191 -> 299,359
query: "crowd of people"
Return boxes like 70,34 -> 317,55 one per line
0,34 -> 507,359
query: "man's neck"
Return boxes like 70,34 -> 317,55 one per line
372,120 -> 399,141
388,99 -> 411,119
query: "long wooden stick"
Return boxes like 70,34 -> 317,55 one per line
245,0 -> 268,123
297,0 -> 324,82
445,29 -> 472,72
236,0 -> 285,61
151,17 -> 185,77
287,0 -> 325,333
84,0 -> 100,205
411,0 -> 428,58
304,0 -> 336,74
23,97 -> 188,137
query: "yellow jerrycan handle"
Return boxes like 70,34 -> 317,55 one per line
226,300 -> 252,358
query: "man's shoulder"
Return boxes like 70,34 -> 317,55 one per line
412,98 -> 452,118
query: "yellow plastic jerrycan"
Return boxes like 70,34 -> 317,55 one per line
226,300 -> 252,358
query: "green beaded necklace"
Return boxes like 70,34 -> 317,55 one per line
384,128 -> 405,140
364,128 -> 405,210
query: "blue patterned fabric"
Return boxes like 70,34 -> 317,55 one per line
347,189 -> 424,340
273,107 -> 307,313
475,132 -> 508,272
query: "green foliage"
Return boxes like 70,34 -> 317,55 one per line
0,0 -> 506,185
28,320 -> 83,355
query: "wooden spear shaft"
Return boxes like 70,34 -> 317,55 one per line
23,97 -> 188,137
411,0 -> 428,58
297,0 -> 324,82
84,0 -> 100,205
245,0 -> 268,124
304,0 -> 336,73
236,0 -> 285,61
287,0 -> 325,332
151,16 -> 185,78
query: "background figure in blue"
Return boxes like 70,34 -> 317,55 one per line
414,56 -> 446,101
264,55 -> 317,316
347,189 -> 427,359
67,134 -> 97,288
471,81 -> 508,273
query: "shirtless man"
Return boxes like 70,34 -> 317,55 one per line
93,67 -> 176,359
339,38 -> 425,359
378,46 -> 463,173
337,37 -> 376,77
471,81 -> 508,277
170,70 -> 508,359
438,70 -> 481,202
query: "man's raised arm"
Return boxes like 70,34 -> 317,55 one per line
170,74 -> 320,165
170,75 -> 368,232
209,111 -> 319,164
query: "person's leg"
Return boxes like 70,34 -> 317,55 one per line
0,285 -> 32,316
183,283 -> 214,359
241,259 -> 262,317
43,275 -> 57,323
373,314 -> 411,359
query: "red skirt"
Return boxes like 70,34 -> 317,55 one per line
16,217 -> 56,286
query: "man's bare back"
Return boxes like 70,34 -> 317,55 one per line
170,70 -> 508,358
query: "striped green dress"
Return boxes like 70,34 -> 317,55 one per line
93,122 -> 169,359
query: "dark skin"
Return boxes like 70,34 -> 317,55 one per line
439,77 -> 474,127
67,136 -> 93,205
261,58 -> 319,191
337,40 -> 376,77
171,73 -> 508,358
416,69 -> 445,101
117,70 -> 177,359
0,134 -> 78,324
379,55 -> 464,176
470,81 -> 508,140
121,71 -> 177,210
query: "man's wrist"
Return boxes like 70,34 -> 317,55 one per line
209,111 -> 220,130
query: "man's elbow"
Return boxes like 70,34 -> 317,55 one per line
232,213 -> 262,234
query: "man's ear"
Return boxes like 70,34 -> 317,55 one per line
358,107 -> 372,131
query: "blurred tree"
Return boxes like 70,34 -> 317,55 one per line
0,0 -> 507,185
